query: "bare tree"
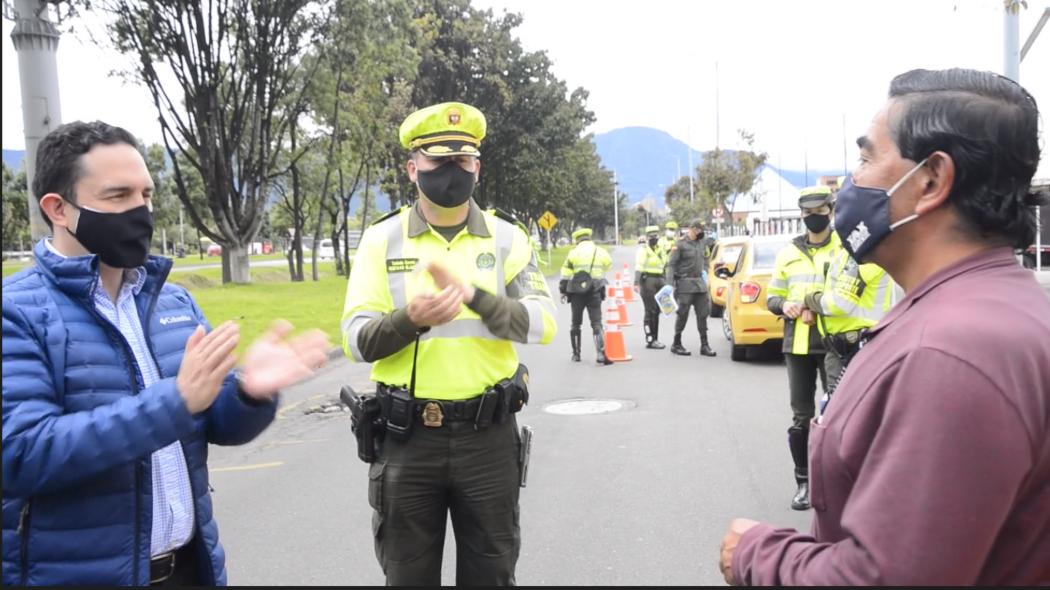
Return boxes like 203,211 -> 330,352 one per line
101,0 -> 319,283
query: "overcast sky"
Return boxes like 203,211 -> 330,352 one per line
4,0 -> 1049,176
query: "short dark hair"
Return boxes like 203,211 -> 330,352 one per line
32,120 -> 140,228
888,68 -> 1046,249
690,219 -> 705,230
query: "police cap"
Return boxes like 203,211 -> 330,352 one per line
399,102 -> 487,157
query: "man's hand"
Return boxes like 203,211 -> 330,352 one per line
177,322 -> 240,414
782,301 -> 805,319
719,518 -> 760,586
239,320 -> 332,400
426,260 -> 476,303
407,286 -> 464,327
800,309 -> 817,326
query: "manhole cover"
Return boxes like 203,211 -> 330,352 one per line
543,399 -> 632,415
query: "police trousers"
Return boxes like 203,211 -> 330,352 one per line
639,275 -> 664,328
785,353 -> 828,429
569,290 -> 603,332
368,415 -> 522,586
674,291 -> 711,335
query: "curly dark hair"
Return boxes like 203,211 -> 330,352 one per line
888,68 -> 1046,249
32,120 -> 140,228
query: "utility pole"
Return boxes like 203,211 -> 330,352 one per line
687,126 -> 695,203
179,205 -> 185,255
714,61 -> 721,150
6,0 -> 64,240
612,170 -> 619,246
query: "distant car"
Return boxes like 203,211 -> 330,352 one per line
207,244 -> 222,257
317,238 -> 335,260
715,234 -> 791,361
637,235 -> 646,244
708,236 -> 748,318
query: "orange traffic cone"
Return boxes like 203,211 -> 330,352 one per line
620,263 -> 636,302
603,301 -> 633,362
615,294 -> 632,326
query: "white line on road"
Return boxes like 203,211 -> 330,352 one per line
210,461 -> 284,473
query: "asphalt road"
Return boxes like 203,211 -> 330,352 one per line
205,246 -> 817,585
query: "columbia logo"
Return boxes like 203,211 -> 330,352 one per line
159,315 -> 193,325
847,222 -> 871,253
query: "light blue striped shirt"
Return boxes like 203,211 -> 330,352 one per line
46,240 -> 194,557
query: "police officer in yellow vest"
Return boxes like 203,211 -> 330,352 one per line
559,228 -> 614,364
340,102 -> 557,585
804,247 -> 897,396
766,186 -> 840,511
659,220 -> 679,257
634,225 -> 668,349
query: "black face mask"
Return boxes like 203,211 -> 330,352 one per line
804,213 -> 831,234
648,237 -> 659,247
416,160 -> 477,208
68,203 -> 154,268
694,231 -> 705,241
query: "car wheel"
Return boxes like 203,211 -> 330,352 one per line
711,304 -> 724,318
730,344 -> 747,362
721,312 -> 733,342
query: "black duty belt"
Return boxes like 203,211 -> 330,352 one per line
376,384 -> 519,429
641,273 -> 664,278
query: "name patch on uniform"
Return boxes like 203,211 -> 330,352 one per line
386,258 -> 419,273
476,252 -> 496,270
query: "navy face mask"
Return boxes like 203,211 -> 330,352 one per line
416,160 -> 477,208
834,157 -> 927,262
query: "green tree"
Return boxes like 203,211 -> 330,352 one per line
695,129 -> 768,220
2,162 -> 31,252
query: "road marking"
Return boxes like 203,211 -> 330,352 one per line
209,461 -> 284,473
276,393 -> 329,420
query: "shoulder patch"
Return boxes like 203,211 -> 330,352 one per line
370,207 -> 406,227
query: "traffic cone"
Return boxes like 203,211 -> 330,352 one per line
620,263 -> 636,302
615,294 -> 632,326
603,301 -> 632,362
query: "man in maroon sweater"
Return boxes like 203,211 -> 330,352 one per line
719,68 -> 1050,585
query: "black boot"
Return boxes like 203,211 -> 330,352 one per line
670,333 -> 691,356
792,478 -> 810,511
570,329 -> 581,362
788,426 -> 811,510
646,318 -> 665,349
699,332 -> 716,357
594,330 -> 614,365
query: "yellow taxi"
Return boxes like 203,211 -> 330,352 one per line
714,234 -> 792,361
708,236 -> 748,318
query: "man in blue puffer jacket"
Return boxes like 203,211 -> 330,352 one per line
2,121 -> 331,586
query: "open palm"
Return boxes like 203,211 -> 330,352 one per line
239,320 -> 331,399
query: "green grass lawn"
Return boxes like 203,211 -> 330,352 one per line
2,252 -> 294,278
170,263 -> 348,355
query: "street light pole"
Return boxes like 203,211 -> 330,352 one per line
7,0 -> 64,241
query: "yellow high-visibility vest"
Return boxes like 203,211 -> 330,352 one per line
560,240 -> 612,279
767,233 -> 840,355
341,203 -> 556,399
635,243 -> 666,275
819,248 -> 895,335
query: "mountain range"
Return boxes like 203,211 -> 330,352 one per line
5,128 -> 842,206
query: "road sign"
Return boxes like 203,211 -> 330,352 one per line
712,207 -> 724,219
538,210 -> 558,231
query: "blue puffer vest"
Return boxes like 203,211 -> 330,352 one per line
2,240 -> 277,586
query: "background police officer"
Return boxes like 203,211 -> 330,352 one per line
634,225 -> 667,349
766,186 -> 839,511
804,245 -> 898,396
659,220 -> 679,257
341,102 -> 557,585
559,228 -> 614,364
666,219 -> 716,357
